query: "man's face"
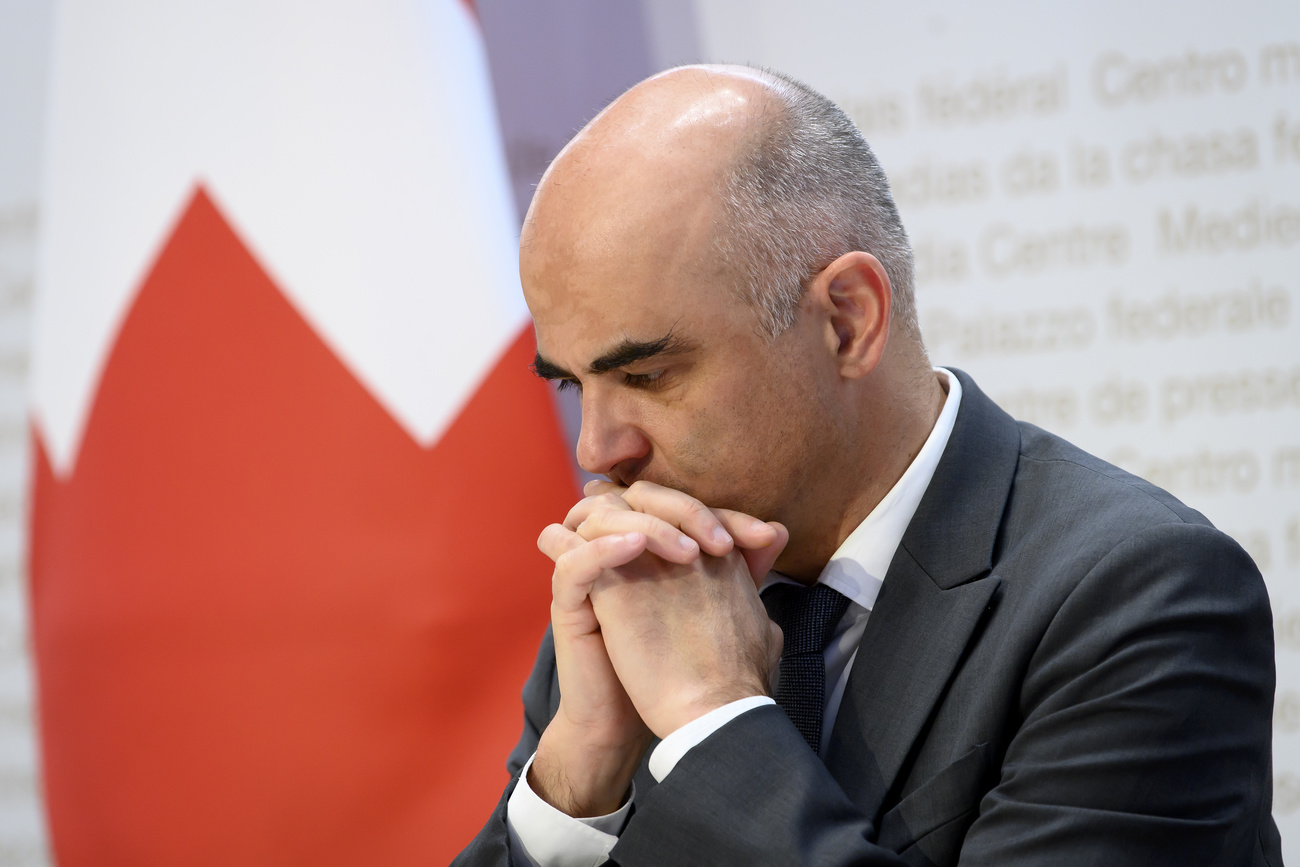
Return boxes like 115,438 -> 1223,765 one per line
522,205 -> 837,527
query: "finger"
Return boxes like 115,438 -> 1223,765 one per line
564,492 -> 632,531
583,479 -> 626,498
739,522 -> 790,586
538,522 -> 586,562
550,532 -> 649,611
712,509 -> 780,550
621,480 -> 734,556
575,508 -> 700,564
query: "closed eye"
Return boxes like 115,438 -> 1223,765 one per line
554,378 -> 581,393
623,370 -> 668,390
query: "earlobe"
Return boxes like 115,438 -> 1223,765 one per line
820,251 -> 891,379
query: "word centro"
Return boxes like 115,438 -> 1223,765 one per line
1093,48 -> 1247,107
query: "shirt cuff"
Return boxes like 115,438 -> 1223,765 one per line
648,695 -> 775,782
505,753 -> 634,867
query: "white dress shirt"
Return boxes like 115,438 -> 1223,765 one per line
506,370 -> 963,867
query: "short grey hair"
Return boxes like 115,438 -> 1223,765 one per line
713,68 -> 917,340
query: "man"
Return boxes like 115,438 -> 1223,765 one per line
456,65 -> 1281,866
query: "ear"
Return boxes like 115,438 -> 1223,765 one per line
808,251 -> 891,379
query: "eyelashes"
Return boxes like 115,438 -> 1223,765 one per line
553,370 -> 669,394
622,370 -> 667,390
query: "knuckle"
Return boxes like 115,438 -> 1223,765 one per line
558,539 -> 598,572
587,506 -> 617,526
684,498 -> 711,519
637,512 -> 668,535
579,508 -> 619,536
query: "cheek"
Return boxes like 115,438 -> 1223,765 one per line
646,404 -> 721,483
663,379 -> 817,511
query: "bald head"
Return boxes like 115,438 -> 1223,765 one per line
521,67 -> 777,327
523,64 -> 919,343
555,64 -> 775,160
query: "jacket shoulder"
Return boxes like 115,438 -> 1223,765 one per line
1000,421 -> 1232,573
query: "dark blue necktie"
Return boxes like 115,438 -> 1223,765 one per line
761,582 -> 851,756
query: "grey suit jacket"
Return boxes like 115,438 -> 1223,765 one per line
456,369 -> 1283,866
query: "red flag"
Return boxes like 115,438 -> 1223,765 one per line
30,3 -> 573,864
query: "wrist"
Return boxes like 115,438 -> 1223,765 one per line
530,718 -> 647,818
652,679 -> 769,738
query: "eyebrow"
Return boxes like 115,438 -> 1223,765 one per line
530,354 -> 572,381
531,331 -> 693,381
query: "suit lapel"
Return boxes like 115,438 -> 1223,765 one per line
825,554 -> 999,820
825,370 -> 1020,826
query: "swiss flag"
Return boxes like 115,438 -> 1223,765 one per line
29,2 -> 574,864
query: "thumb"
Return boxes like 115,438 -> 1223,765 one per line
740,522 -> 790,586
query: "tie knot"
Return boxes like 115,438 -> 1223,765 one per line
762,582 -> 851,657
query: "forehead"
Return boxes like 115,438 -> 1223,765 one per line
520,75 -> 770,367
526,251 -> 745,372
522,185 -> 749,368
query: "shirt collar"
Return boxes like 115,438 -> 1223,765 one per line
762,368 -> 962,612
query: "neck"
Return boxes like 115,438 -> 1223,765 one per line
775,362 -> 946,583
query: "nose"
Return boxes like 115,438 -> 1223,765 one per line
575,390 -> 650,479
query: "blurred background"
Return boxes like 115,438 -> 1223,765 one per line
0,0 -> 1297,863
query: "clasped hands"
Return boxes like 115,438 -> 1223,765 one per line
528,479 -> 789,818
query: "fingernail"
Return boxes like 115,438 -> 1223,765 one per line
623,532 -> 643,545
713,527 -> 732,544
680,534 -> 698,551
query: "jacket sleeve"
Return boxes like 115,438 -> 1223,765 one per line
457,623 -> 907,867
610,705 -> 910,866
452,628 -> 558,867
957,522 -> 1278,866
